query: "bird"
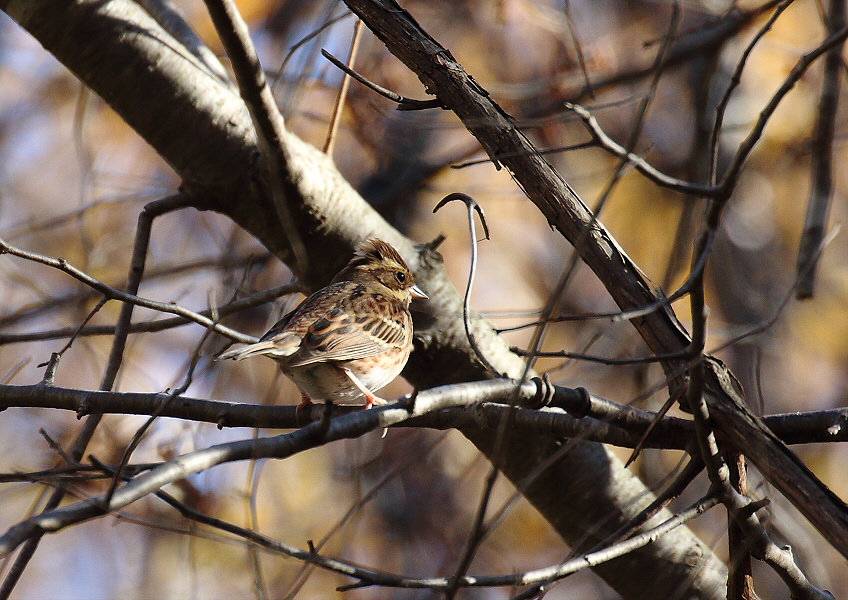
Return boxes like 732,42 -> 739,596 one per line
218,238 -> 427,412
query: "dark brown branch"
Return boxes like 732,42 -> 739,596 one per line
203,0 -> 308,275
320,49 -> 444,110
796,0 -> 846,298
2,381 -> 846,447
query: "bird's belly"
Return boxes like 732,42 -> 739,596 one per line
285,357 -> 403,405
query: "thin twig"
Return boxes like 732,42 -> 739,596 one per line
433,193 -> 498,375
0,251 -> 272,330
566,101 -> 716,196
103,325 -> 215,507
272,12 -> 352,93
0,237 -> 254,343
323,19 -> 363,155
563,0 -> 592,99
450,141 -> 596,170
718,24 -> 848,198
0,283 -> 298,346
511,347 -> 687,366
321,49 -> 444,110
709,0 -> 795,186
0,194 -> 190,600
0,448 -> 720,592
56,297 -> 108,355
281,433 -> 449,599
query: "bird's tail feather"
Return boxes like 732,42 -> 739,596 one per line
217,340 -> 292,361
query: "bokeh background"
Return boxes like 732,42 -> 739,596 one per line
1,0 -> 847,597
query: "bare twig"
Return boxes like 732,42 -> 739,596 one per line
0,448 -> 719,593
709,0 -> 794,185
687,147 -> 836,597
566,101 -> 715,196
563,1 -> 785,101
562,0 -> 592,98
450,141 -> 597,169
103,325 -> 216,507
0,252 -> 272,330
272,11 -> 352,93
718,24 -> 848,197
0,194 -> 191,600
433,193 -> 498,375
0,237 -> 254,343
0,383 -> 505,557
280,432 -> 449,599
0,283 -> 298,346
321,49 -> 444,110
594,0 -> 682,210
323,19 -> 363,155
56,297 -> 109,356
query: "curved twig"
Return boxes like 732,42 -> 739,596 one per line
433,193 -> 498,376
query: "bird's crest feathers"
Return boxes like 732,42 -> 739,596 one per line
346,238 -> 408,271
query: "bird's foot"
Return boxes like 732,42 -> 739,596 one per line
364,393 -> 388,410
295,394 -> 313,424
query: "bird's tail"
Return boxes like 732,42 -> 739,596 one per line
216,340 -> 290,361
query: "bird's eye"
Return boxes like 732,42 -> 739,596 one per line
395,271 -> 407,283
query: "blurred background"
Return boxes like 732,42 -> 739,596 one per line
1,0 -> 847,597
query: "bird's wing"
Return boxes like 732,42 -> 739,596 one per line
287,305 -> 407,367
217,305 -> 302,361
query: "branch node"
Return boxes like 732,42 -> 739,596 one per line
739,497 -> 771,519
424,233 -> 447,251
556,386 -> 591,418
39,353 -> 61,387
527,375 -> 555,409
76,398 -> 92,419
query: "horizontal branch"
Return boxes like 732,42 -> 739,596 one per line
0,379 -> 544,556
1,380 -> 845,448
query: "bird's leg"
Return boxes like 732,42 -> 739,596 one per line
295,392 -> 313,419
342,367 -> 386,409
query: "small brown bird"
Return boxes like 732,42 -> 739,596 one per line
218,238 -> 427,410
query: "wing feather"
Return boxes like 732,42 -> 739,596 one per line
288,306 -> 407,367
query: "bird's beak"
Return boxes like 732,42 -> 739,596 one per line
410,284 -> 428,300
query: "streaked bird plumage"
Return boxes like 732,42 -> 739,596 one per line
218,238 -> 426,409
